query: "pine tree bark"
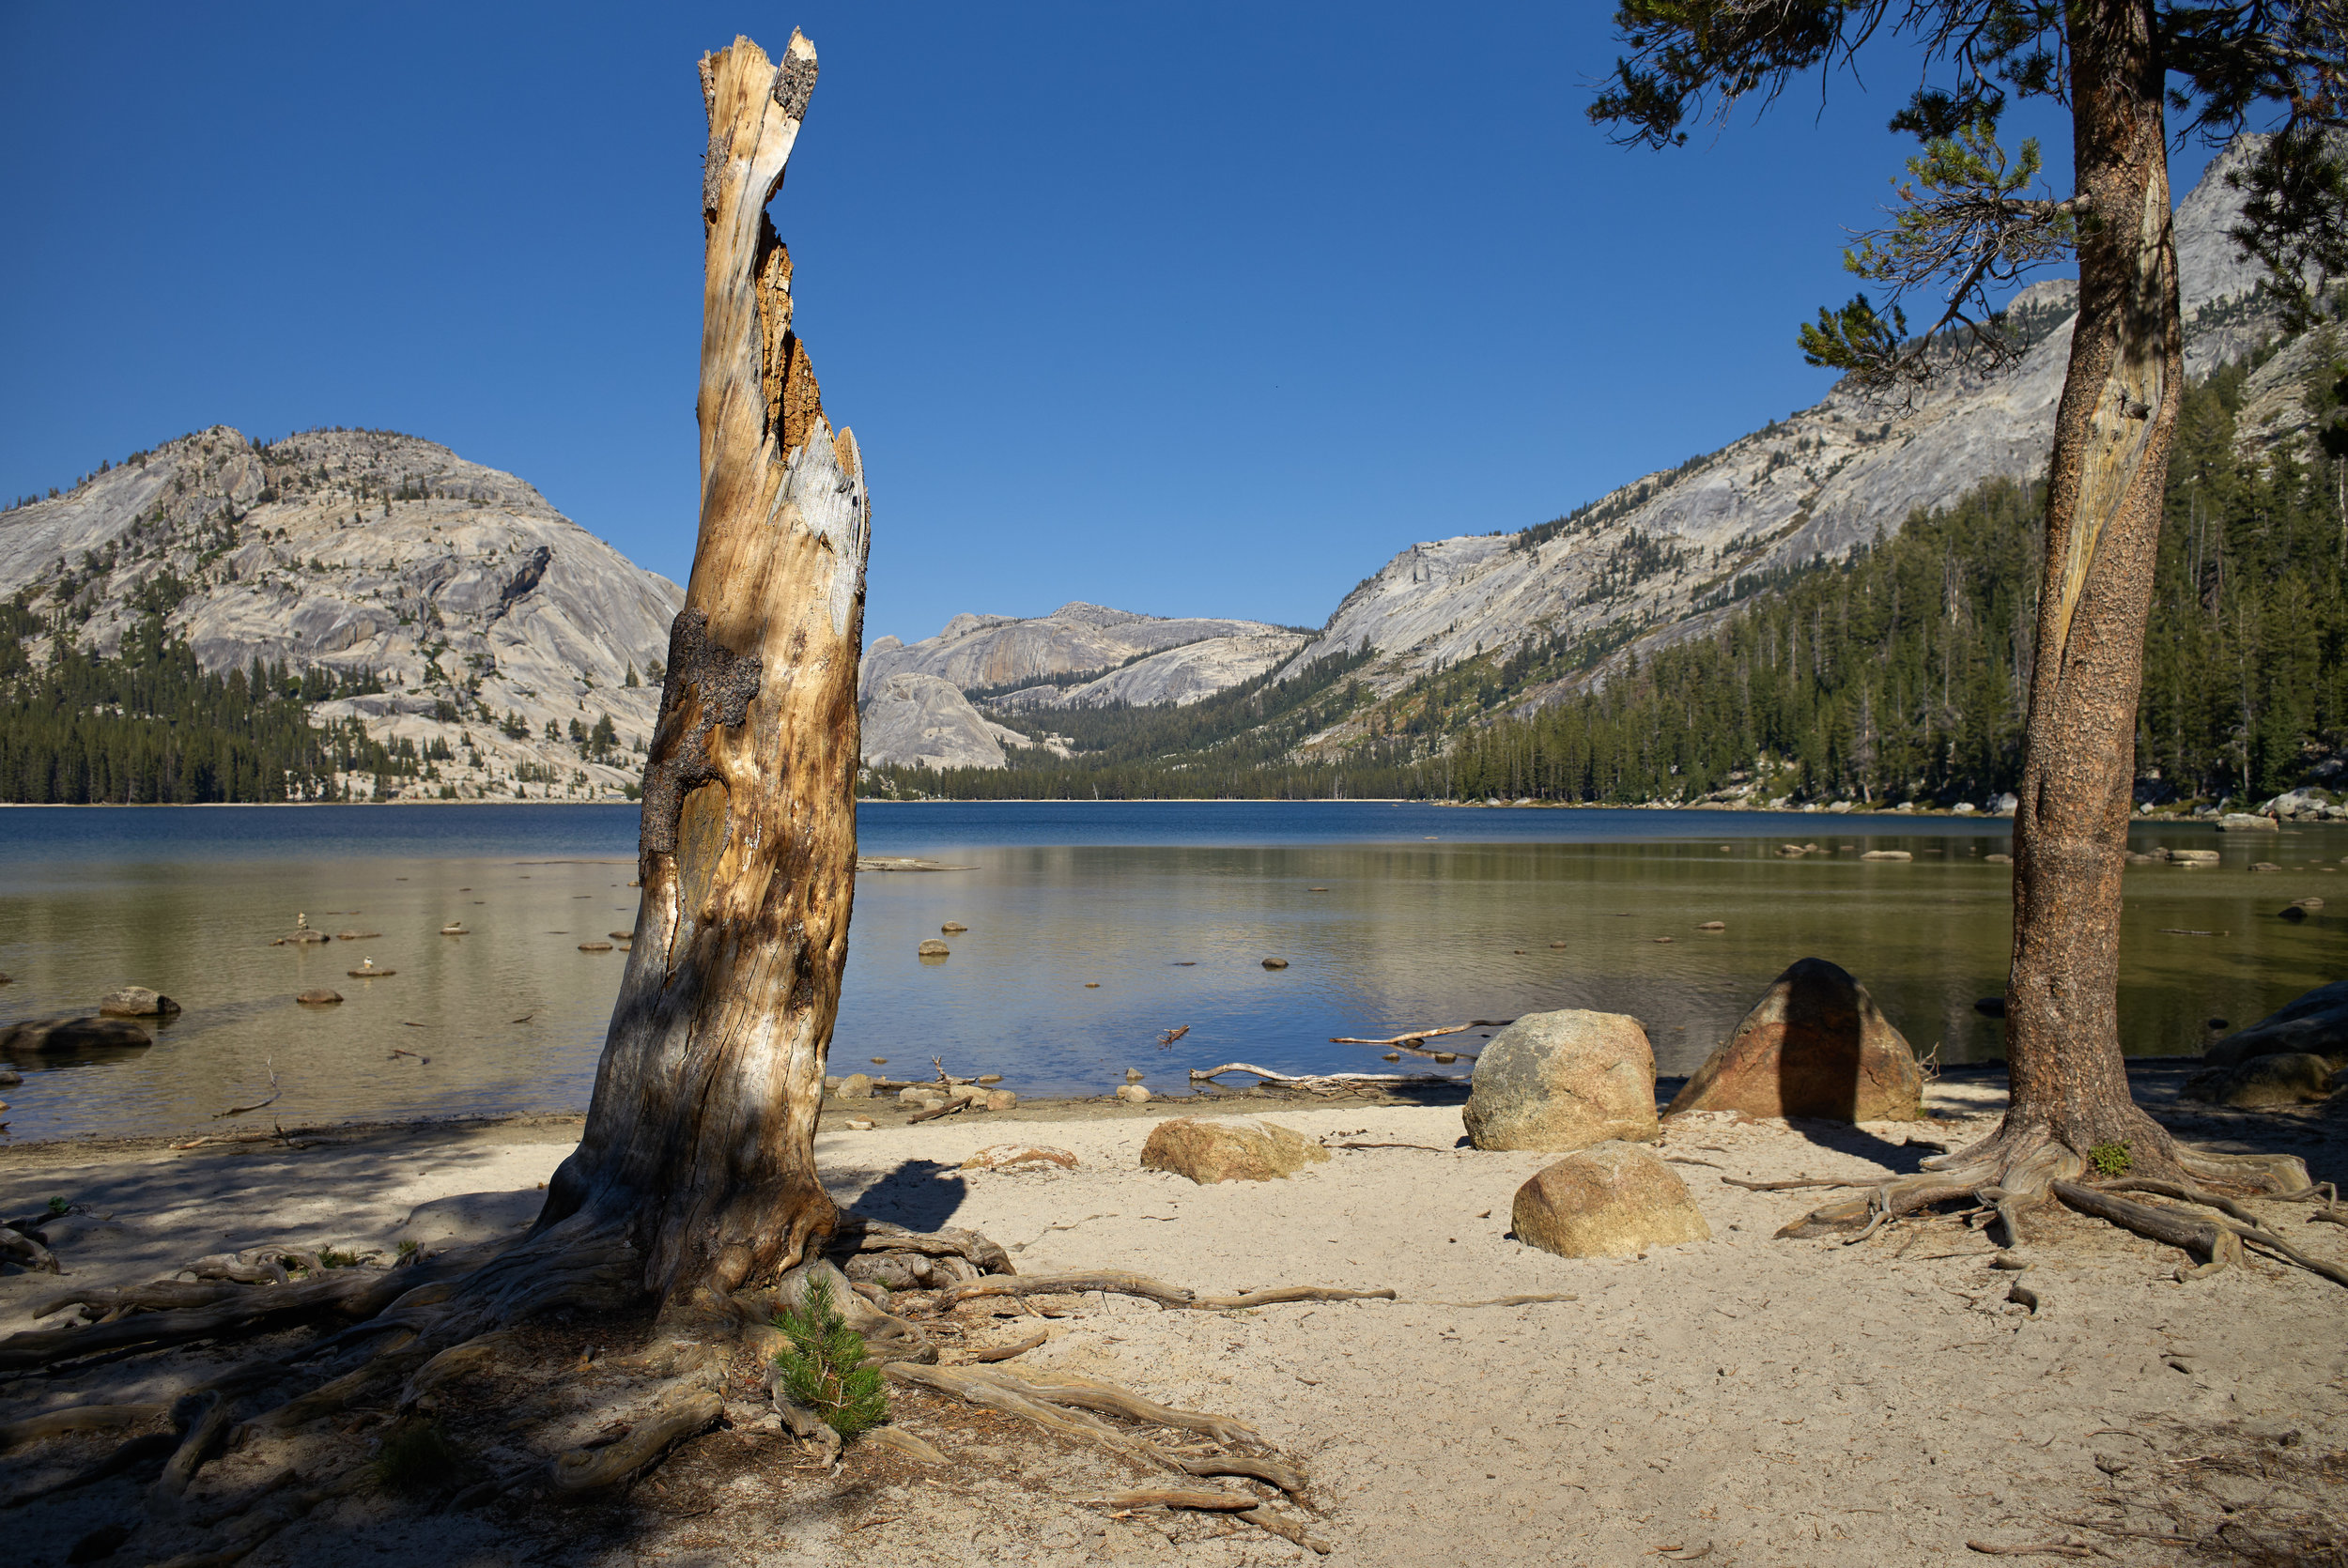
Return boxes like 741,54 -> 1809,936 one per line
533,29 -> 871,1303
1999,0 -> 2184,1169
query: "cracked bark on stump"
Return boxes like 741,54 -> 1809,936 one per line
529,26 -> 871,1305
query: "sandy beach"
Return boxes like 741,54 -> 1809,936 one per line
3,1069 -> 2343,1567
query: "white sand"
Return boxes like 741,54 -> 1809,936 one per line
3,1085 -> 2344,1566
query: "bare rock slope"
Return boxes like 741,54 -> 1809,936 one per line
1276,137 -> 2289,730
0,426 -> 682,799
858,601 -> 1302,769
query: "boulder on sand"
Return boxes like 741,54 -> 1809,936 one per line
98,987 -> 179,1018
835,1072 -> 874,1100
1511,1141 -> 1712,1258
1141,1117 -> 1330,1184
2215,1053 -> 2336,1107
1665,958 -> 1923,1122
1462,1010 -> 1661,1152
0,1017 -> 154,1053
2204,980 -> 2348,1070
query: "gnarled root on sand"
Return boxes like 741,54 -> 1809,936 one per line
1776,1117 -> 2340,1288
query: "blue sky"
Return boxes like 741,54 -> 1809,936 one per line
1,4 -> 2223,644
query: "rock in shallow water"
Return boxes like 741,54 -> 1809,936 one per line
1511,1141 -> 1711,1258
1141,1116 -> 1329,1184
296,989 -> 343,1006
0,1017 -> 154,1053
1665,957 -> 1923,1123
98,987 -> 179,1018
1461,1009 -> 1660,1153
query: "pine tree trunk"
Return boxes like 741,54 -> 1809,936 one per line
2004,0 -> 2182,1161
533,29 -> 871,1303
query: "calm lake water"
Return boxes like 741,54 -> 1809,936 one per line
1,802 -> 2340,1143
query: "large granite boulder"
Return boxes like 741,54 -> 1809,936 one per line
99,986 -> 180,1018
0,1016 -> 154,1053
2205,981 -> 2348,1071
1461,1009 -> 1660,1153
1511,1142 -> 1711,1258
1665,958 -> 1923,1122
1140,1117 -> 1329,1184
2216,1053 -> 2336,1108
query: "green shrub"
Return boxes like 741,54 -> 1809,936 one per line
771,1275 -> 888,1439
2087,1141 -> 2132,1177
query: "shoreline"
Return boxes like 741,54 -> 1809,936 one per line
0,1058 -> 2222,1171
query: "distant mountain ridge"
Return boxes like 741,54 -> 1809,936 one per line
873,135 -> 2312,786
0,425 -> 681,799
857,600 -> 1304,770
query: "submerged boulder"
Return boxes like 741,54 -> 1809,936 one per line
2204,981 -> 2348,1071
1511,1142 -> 1711,1258
0,1016 -> 153,1053
1462,1010 -> 1660,1153
1665,958 -> 1923,1122
98,987 -> 179,1018
1141,1116 -> 1329,1183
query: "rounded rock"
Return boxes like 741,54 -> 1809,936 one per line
296,989 -> 344,1007
1511,1141 -> 1712,1259
98,987 -> 180,1019
1141,1116 -> 1329,1183
1462,1010 -> 1660,1153
918,939 -> 950,958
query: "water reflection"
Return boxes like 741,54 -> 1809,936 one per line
0,808 -> 2340,1142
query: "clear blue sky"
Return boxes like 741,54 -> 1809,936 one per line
1,4 -> 2220,645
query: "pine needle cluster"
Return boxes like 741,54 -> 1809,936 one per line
771,1275 -> 888,1439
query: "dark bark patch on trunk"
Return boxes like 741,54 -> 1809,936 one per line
641,608 -> 761,857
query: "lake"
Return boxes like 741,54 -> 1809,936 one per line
0,802 -> 2338,1143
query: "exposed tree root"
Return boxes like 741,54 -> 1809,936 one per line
1,1209 -> 1354,1560
935,1270 -> 1396,1313
0,1401 -> 164,1451
1239,1504 -> 1336,1555
939,1269 -> 1199,1310
1178,1453 -> 1308,1496
958,1330 -> 1048,1363
2,1430 -> 177,1509
1103,1485 -> 1262,1510
545,1380 -> 724,1499
1194,1286 -> 1397,1310
1767,1118 -> 2345,1288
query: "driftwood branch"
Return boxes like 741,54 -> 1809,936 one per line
1189,1063 -> 1459,1088
214,1060 -> 281,1118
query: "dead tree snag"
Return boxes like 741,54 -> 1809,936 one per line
528,27 -> 871,1307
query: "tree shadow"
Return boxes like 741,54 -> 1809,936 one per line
843,1159 -> 967,1232
1779,1118 -> 1937,1175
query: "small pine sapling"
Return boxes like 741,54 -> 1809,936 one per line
2087,1141 -> 2132,1178
771,1275 -> 888,1439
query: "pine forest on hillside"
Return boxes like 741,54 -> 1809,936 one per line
876,343 -> 2348,806
0,605 -> 405,804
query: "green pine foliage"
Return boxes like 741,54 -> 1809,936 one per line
0,606 -> 395,802
771,1275 -> 888,1439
